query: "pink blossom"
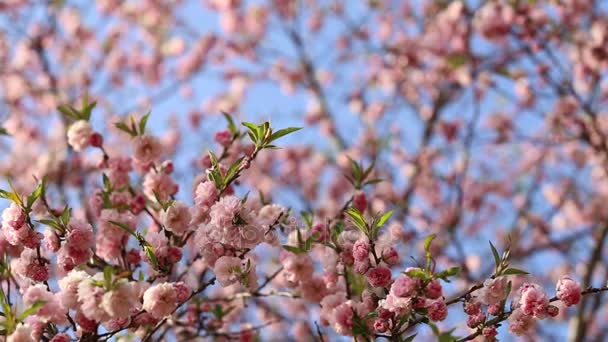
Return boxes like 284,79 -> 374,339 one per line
7,324 -> 34,342
556,275 -> 582,306
161,201 -> 192,235
49,333 -> 70,342
390,275 -> 418,297
67,120 -> 92,151
380,294 -> 412,316
482,326 -> 498,339
508,308 -> 535,336
366,266 -> 392,288
142,283 -> 179,318
58,270 -> 89,309
102,282 -> 138,318
351,238 -> 369,262
320,292 -> 347,325
478,277 -> 508,305
13,249 -> 49,282
23,284 -> 66,324
427,299 -> 448,321
282,253 -> 314,285
78,276 -> 111,322
381,247 -> 399,266
332,302 -> 354,335
143,171 -> 178,203
519,283 -> 549,318
425,279 -> 443,299
132,134 -> 162,165
213,256 -> 243,287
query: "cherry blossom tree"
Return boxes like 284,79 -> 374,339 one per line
1,0 -> 608,341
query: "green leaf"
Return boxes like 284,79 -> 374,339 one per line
300,211 -> 313,228
114,122 -> 137,137
501,268 -> 529,276
404,269 -> 428,280
435,267 -> 461,282
143,244 -> 159,269
423,234 -> 436,254
222,111 -> 238,136
0,127 -> 9,136
282,245 -> 302,254
445,53 -> 467,69
37,219 -> 63,232
268,127 -> 302,143
26,183 -> 44,210
363,178 -> 383,186
345,208 -> 367,234
377,210 -> 394,228
139,111 -> 151,135
17,301 -> 46,323
108,220 -> 136,237
489,241 -> 501,270
103,266 -> 113,289
57,104 -> 81,120
61,206 -> 71,226
224,157 -> 244,183
242,122 -> 260,142
403,334 -> 417,342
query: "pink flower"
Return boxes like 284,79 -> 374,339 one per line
23,284 -> 66,324
508,308 -> 535,336
132,134 -> 162,165
556,275 -> 582,306
102,282 -> 138,318
425,279 -> 443,299
213,256 -> 243,287
2,204 -> 41,249
320,292 -> 347,325
352,239 -> 369,262
143,171 -> 178,203
7,323 -> 34,342
381,247 -> 399,266
142,283 -> 179,318
194,181 -> 218,209
464,300 -> 481,315
482,326 -> 498,338
427,299 -> 448,321
390,275 -> 417,297
49,333 -> 70,342
519,283 -> 549,318
467,312 -> 485,328
13,249 -> 49,282
282,253 -> 314,285
67,120 -> 92,151
332,302 -> 354,335
161,201 -> 192,235
379,294 -> 412,317
58,270 -> 89,309
478,277 -> 508,305
366,266 -> 392,288
78,273 -> 111,322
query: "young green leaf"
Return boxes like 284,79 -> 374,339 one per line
423,234 -> 436,254
501,268 -> 529,276
139,111 -> 151,135
489,241 -> 501,270
376,210 -> 394,228
17,301 -> 46,323
268,127 -> 302,143
108,220 -> 136,237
